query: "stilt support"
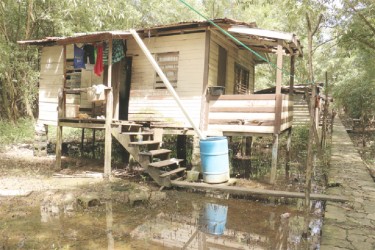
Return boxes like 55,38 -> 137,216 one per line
270,134 -> 279,184
285,128 -> 292,178
56,126 -> 63,169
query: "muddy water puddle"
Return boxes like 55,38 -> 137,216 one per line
0,187 -> 321,249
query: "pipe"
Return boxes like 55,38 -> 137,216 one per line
130,29 -> 206,139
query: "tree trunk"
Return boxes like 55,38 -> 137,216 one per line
305,13 -> 323,210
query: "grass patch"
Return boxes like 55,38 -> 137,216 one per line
0,118 -> 35,147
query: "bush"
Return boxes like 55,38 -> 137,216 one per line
0,118 -> 35,147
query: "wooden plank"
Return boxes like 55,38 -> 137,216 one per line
104,38 -> 113,178
209,112 -> 275,120
40,62 -> 64,75
128,140 -> 161,146
209,94 -> 275,101
208,124 -> 275,134
210,106 -> 276,113
209,99 -> 276,108
149,158 -> 183,168
139,149 -> 171,157
58,122 -> 106,129
228,26 -> 295,44
40,46 -> 63,64
170,180 -> 348,202
209,119 -> 274,126
160,167 -> 186,178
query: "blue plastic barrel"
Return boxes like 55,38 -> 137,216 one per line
199,203 -> 228,235
199,136 -> 229,183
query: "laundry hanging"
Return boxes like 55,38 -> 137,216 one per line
94,43 -> 104,76
103,39 -> 125,65
73,44 -> 85,69
83,44 -> 95,69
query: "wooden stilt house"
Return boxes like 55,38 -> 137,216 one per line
19,18 -> 302,185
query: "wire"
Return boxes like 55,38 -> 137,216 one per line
178,0 -> 312,85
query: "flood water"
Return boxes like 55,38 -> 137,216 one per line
0,187 -> 322,249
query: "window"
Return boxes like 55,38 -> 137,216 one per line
217,45 -> 227,90
234,63 -> 250,94
155,52 -> 179,89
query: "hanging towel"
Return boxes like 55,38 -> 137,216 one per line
73,44 -> 85,69
94,44 -> 104,76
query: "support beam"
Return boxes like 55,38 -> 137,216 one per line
289,55 -> 295,94
104,38 -> 113,178
170,180 -> 348,202
274,40 -> 283,134
56,87 -> 64,169
285,128 -> 292,178
56,126 -> 63,169
200,29 -> 211,131
270,134 -> 279,184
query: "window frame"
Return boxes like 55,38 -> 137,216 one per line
154,52 -> 179,89
233,63 -> 250,94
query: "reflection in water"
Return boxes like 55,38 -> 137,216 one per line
198,203 -> 228,236
1,190 -> 321,249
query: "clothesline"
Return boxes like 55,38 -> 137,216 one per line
73,39 -> 126,76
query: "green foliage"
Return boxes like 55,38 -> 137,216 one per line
0,118 -> 35,147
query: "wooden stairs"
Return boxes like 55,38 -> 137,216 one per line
111,122 -> 186,187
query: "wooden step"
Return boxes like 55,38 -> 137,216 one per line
149,158 -> 183,168
128,140 -> 161,146
121,132 -> 154,136
160,167 -> 186,178
139,149 -> 172,157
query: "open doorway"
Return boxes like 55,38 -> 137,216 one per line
119,57 -> 132,120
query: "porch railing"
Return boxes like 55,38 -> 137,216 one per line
207,94 -> 293,135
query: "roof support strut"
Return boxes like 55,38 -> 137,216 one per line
130,29 -> 205,140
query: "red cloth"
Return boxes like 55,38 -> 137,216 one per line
94,44 -> 103,76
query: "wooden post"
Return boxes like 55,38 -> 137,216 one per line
81,128 -> 85,155
270,134 -> 279,184
285,128 -> 292,178
270,40 -> 283,184
56,87 -> 64,169
274,39 -> 283,135
289,55 -> 295,95
200,29 -> 211,131
92,128 -> 96,158
104,38 -> 113,178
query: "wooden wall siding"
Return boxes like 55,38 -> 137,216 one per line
127,32 -> 206,128
207,94 -> 293,134
128,90 -> 202,127
292,94 -> 310,126
280,94 -> 294,131
208,30 -> 255,94
38,46 -> 65,125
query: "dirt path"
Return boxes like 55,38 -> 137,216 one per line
0,145 -> 104,194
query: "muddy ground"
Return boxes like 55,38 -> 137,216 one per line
0,142 -> 325,249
